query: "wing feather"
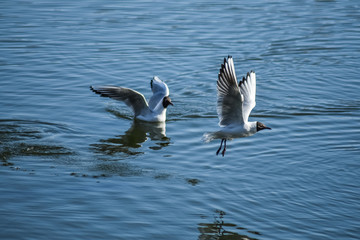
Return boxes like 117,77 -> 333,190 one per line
216,56 -> 244,126
239,71 -> 256,122
90,86 -> 149,116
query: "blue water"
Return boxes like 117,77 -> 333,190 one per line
1,0 -> 360,239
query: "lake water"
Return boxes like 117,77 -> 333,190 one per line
1,0 -> 359,239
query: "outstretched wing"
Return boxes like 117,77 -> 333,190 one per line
239,71 -> 256,123
90,86 -> 149,117
217,56 -> 244,126
148,76 -> 169,110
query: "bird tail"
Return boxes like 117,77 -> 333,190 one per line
202,132 -> 216,143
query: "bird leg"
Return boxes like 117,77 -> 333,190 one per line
216,139 -> 224,155
221,139 -> 227,157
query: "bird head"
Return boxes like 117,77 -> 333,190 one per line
162,96 -> 173,108
256,121 -> 271,131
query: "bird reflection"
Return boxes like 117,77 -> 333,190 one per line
198,210 -> 260,240
91,120 -> 170,156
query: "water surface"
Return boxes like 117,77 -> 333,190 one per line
1,0 -> 360,239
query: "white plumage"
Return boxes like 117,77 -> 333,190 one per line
91,76 -> 173,122
204,56 -> 271,156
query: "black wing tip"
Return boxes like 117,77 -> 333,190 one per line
219,63 -> 226,77
90,86 -> 107,97
238,71 -> 256,87
218,67 -> 227,81
223,55 -> 233,63
90,85 -> 97,93
221,55 -> 233,66
239,76 -> 245,87
219,55 -> 236,83
90,86 -> 101,94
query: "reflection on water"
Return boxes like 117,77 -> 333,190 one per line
198,210 -> 260,240
91,120 -> 170,156
89,120 -> 171,177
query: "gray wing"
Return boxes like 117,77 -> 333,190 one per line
239,71 -> 256,123
90,86 -> 149,117
148,76 -> 169,110
217,56 -> 245,126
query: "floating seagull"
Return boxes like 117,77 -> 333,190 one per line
90,76 -> 173,122
203,56 -> 271,156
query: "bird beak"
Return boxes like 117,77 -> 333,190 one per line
168,98 -> 174,106
167,97 -> 174,106
163,96 -> 173,108
265,126 -> 271,130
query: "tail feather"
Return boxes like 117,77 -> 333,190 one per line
202,132 -> 216,143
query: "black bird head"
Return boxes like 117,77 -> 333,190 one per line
257,121 -> 271,131
162,96 -> 173,108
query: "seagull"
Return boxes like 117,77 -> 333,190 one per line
203,56 -> 271,156
90,76 -> 173,122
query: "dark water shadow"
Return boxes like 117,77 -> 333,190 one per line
90,120 -> 170,156
0,119 -> 73,168
198,210 -> 261,240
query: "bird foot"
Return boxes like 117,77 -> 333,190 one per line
216,139 -> 227,156
216,139 -> 224,156
221,148 -> 226,157
216,148 -> 221,155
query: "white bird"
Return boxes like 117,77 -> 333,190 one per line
203,56 -> 271,156
90,76 -> 173,122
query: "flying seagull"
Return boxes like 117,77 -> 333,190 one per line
203,56 -> 271,156
90,76 -> 173,122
